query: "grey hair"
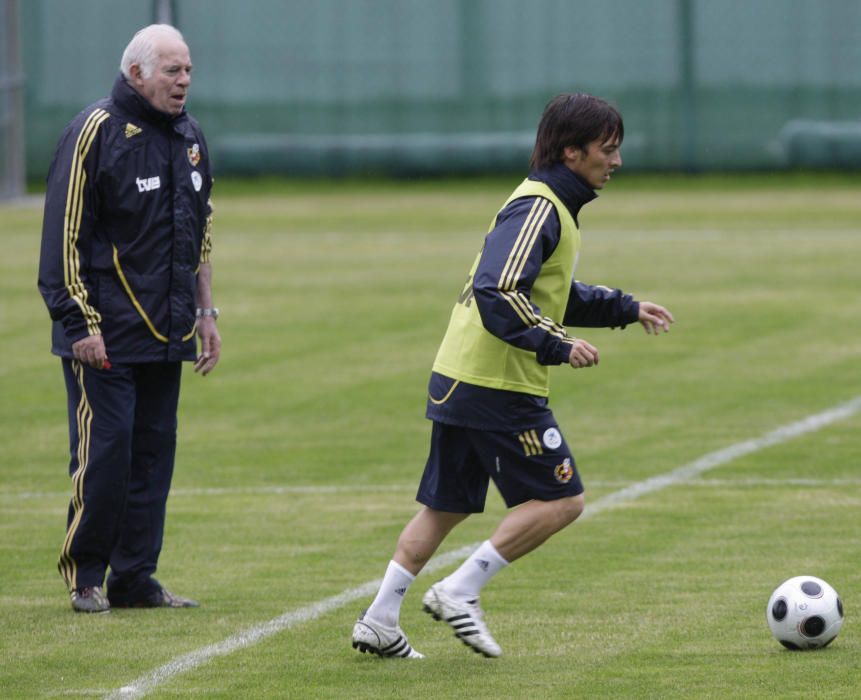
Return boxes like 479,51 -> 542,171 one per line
120,24 -> 185,79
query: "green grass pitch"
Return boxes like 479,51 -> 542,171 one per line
1,173 -> 859,698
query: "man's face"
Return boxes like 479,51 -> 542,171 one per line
562,136 -> 622,190
130,37 -> 192,115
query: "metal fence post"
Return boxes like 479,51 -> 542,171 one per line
678,0 -> 697,173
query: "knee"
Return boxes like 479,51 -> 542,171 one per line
554,494 -> 585,527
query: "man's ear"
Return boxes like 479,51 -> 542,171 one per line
129,63 -> 144,85
563,145 -> 583,163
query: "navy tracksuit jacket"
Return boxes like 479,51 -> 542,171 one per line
38,74 -> 213,599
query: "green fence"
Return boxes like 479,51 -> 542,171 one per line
20,0 -> 861,179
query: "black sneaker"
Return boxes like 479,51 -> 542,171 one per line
70,586 -> 110,614
110,586 -> 199,608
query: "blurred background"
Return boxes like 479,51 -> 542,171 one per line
2,0 -> 861,196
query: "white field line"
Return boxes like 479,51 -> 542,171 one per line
100,394 -> 859,699
682,477 -> 861,487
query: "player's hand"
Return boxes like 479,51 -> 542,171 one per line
638,301 -> 674,335
72,334 -> 109,369
568,338 -> 599,368
194,317 -> 221,376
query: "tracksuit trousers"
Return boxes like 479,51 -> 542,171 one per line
59,359 -> 182,602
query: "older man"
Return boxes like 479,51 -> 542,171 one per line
38,24 -> 220,613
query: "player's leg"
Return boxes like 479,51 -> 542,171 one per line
489,492 -> 584,562
353,423 -> 486,658
353,507 -> 467,658
394,506 -> 469,575
364,507 -> 468,626
423,423 -> 583,656
107,362 -> 190,607
59,359 -> 136,613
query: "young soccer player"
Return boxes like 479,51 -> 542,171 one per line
352,93 -> 674,658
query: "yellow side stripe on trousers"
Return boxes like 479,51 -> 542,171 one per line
59,361 -> 93,591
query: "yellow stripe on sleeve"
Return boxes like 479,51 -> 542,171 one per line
506,202 -> 553,290
500,290 -> 570,341
63,108 -> 110,335
498,198 -> 551,291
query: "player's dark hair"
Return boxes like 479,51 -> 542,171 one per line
529,93 -> 624,170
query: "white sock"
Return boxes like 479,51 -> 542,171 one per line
366,560 -> 415,627
442,540 -> 508,601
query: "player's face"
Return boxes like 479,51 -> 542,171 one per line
131,37 -> 192,116
563,136 -> 622,190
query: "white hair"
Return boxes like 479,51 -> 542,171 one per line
120,24 -> 186,79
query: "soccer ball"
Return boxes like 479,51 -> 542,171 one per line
766,575 -> 844,650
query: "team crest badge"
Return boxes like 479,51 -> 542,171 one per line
187,143 -> 201,167
554,458 -> 574,484
124,122 -> 142,139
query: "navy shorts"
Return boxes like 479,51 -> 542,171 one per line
416,421 -> 584,513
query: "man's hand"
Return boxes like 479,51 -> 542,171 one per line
638,301 -> 675,335
72,334 -> 108,369
194,317 -> 221,376
568,338 -> 600,368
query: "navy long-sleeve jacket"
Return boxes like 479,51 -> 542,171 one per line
471,163 -> 639,366
427,163 -> 640,430
38,74 -> 213,362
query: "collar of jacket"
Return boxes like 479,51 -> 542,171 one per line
110,73 -> 188,130
528,162 -> 597,226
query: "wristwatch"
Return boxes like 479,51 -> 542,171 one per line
196,307 -> 220,320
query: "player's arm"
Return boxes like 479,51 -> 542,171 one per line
193,165 -> 220,375
564,282 -> 673,334
193,226 -> 221,375
472,197 -> 589,367
563,281 -> 639,328
37,109 -> 109,366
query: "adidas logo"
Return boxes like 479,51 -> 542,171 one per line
476,559 -> 489,571
125,122 -> 142,139
394,586 -> 407,597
